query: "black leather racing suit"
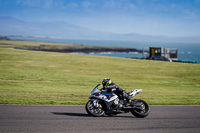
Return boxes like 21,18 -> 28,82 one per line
103,83 -> 128,100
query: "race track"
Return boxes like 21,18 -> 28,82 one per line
0,105 -> 199,133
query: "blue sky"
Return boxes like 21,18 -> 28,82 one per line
0,0 -> 200,37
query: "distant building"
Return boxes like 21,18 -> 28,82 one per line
149,47 -> 178,62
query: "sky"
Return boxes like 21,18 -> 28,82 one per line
0,0 -> 200,37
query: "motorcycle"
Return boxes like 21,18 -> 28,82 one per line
85,84 -> 150,117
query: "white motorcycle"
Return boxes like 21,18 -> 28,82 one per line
85,84 -> 150,117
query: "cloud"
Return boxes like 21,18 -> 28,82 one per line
102,0 -> 136,10
67,2 -> 78,8
17,0 -> 42,7
43,0 -> 54,8
17,0 -> 57,9
81,1 -> 94,8
195,0 -> 200,4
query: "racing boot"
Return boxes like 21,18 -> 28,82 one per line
122,91 -> 132,107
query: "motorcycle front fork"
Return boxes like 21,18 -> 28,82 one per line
91,99 -> 99,108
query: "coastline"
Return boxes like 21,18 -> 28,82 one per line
1,39 -> 143,53
0,39 -> 199,63
16,47 -> 143,53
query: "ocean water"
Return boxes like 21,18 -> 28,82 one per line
10,37 -> 200,64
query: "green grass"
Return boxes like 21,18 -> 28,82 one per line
0,40 -> 200,105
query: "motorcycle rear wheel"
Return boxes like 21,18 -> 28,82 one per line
131,99 -> 150,118
85,100 -> 105,117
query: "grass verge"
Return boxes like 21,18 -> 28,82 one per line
0,40 -> 200,105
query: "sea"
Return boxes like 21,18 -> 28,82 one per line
10,37 -> 200,64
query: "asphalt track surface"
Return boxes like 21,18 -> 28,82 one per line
0,105 -> 200,133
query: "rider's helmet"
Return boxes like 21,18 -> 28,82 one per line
102,78 -> 112,86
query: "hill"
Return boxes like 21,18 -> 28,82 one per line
1,16 -> 200,43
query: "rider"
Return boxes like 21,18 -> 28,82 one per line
102,78 -> 131,101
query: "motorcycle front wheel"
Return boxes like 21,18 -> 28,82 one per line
85,100 -> 105,117
131,99 -> 150,118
